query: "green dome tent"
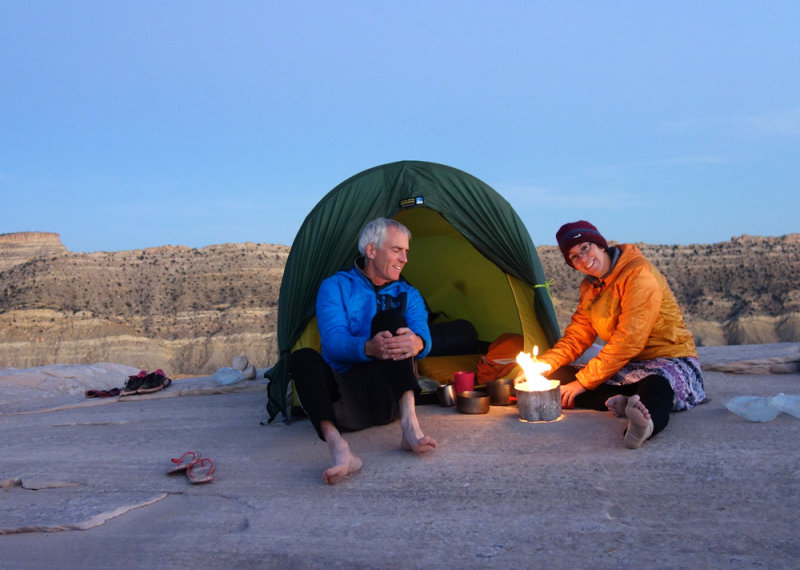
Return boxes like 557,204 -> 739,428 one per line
265,160 -> 560,423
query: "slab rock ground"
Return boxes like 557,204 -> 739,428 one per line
0,344 -> 798,568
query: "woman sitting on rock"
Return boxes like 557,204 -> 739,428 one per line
537,221 -> 706,448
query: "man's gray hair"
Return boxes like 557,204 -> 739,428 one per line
357,218 -> 411,256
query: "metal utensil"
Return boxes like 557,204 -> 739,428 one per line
437,384 -> 457,407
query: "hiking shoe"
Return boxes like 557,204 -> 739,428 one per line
135,371 -> 172,394
85,388 -> 121,398
120,370 -> 172,396
120,373 -> 147,396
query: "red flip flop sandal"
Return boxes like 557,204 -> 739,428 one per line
167,451 -> 202,475
186,457 -> 214,484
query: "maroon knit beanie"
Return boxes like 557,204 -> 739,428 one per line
556,220 -> 608,266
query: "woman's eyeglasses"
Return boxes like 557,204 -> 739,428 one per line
569,242 -> 594,264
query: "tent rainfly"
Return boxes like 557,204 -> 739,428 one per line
265,160 -> 560,423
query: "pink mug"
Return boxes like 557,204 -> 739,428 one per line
453,371 -> 475,394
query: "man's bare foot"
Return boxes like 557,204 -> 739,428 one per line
401,432 -> 438,453
605,394 -> 629,417
398,391 -> 437,454
323,435 -> 362,485
623,394 -> 655,449
400,414 -> 437,453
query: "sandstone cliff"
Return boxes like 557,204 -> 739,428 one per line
0,235 -> 287,375
0,232 -> 68,272
0,232 -> 798,374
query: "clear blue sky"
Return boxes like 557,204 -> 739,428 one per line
2,1 -> 798,252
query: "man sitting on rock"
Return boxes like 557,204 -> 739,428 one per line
290,217 -> 436,484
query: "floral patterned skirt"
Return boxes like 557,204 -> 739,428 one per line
602,356 -> 706,411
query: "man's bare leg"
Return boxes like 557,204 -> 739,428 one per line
623,394 -> 655,449
605,394 -> 628,417
398,391 -> 437,453
320,420 -> 362,485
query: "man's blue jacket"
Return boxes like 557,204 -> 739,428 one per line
316,262 -> 432,373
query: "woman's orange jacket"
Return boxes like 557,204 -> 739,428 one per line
540,243 -> 697,390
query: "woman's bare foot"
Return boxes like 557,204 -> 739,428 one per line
322,431 -> 362,485
623,394 -> 655,449
605,394 -> 629,417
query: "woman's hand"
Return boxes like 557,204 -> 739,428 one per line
560,380 -> 587,409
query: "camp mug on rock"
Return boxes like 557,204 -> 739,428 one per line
453,371 -> 475,394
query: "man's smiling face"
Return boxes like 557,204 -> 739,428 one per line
364,226 -> 409,286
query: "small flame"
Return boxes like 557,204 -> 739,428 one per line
515,347 -> 552,391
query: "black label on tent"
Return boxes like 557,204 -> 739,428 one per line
399,196 -> 424,209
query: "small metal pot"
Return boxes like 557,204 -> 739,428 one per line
456,390 -> 490,414
437,384 -> 457,407
487,377 -> 515,406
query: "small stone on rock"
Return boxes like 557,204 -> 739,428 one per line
242,364 -> 257,380
232,354 -> 249,370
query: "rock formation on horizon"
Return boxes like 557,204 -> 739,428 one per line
538,233 -> 800,347
0,232 -> 798,374
0,240 -> 288,375
0,232 -> 68,273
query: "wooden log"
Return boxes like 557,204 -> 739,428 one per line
517,381 -> 562,422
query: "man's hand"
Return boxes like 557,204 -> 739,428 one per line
560,380 -> 587,409
364,330 -> 393,360
388,327 -> 423,360
365,328 -> 422,361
